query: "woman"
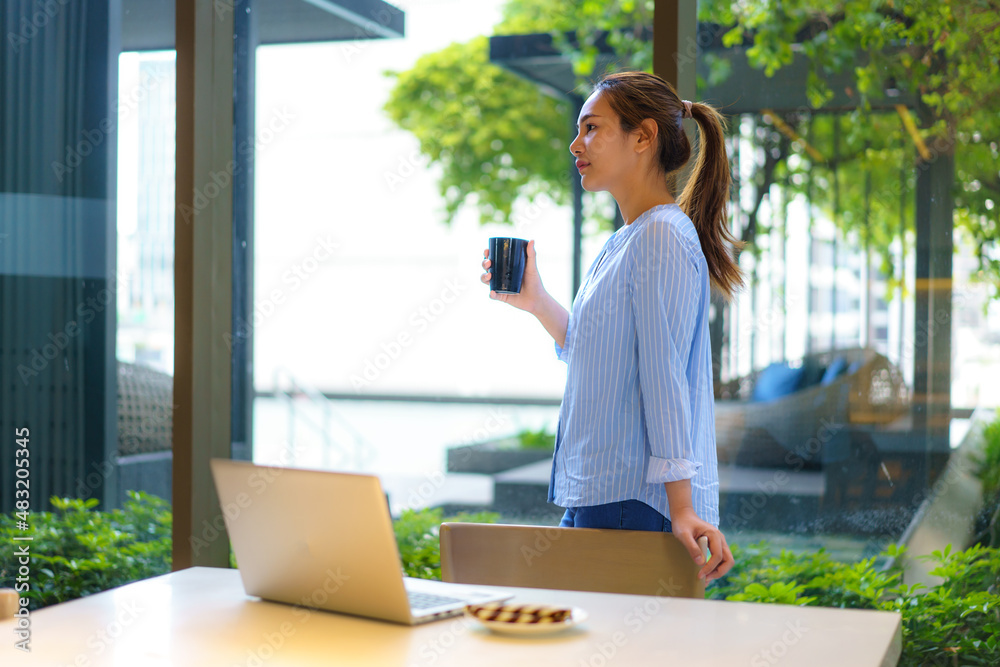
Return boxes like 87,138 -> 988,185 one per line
481,70 -> 742,582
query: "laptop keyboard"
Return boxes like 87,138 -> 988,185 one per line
408,591 -> 465,610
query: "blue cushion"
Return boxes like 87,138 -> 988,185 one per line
847,359 -> 863,374
821,356 -> 848,385
798,357 -> 826,388
751,362 -> 806,402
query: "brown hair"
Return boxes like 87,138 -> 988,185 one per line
595,70 -> 745,301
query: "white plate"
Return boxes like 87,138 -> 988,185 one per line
464,606 -> 588,636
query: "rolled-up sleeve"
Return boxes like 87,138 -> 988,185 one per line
646,457 -> 699,483
627,225 -> 702,484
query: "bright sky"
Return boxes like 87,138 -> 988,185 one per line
251,0 -> 611,399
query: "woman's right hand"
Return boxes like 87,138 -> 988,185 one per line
481,239 -> 546,315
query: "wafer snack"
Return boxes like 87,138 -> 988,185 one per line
466,602 -> 572,624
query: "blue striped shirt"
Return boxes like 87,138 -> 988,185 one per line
549,203 -> 720,526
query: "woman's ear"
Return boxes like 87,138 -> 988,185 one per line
634,118 -> 659,154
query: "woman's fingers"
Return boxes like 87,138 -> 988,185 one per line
700,546 -> 723,581
671,514 -> 735,582
675,530 -> 705,568
715,534 -> 735,579
525,240 -> 537,275
706,532 -> 724,576
700,531 -> 734,582
481,249 -> 492,284
697,535 -> 710,566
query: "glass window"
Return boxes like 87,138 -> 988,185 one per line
0,4 -> 175,512
7,5 -> 998,645
0,1 -> 176,605
691,3 -> 1000,567
249,1 -> 577,521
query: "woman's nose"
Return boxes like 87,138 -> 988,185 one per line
569,134 -> 582,156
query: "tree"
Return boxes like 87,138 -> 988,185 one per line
382,0 -> 1000,296
385,37 -> 571,228
382,36 -> 571,227
381,0 -> 647,231
692,0 -> 1000,297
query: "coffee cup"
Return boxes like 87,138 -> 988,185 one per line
488,237 -> 528,294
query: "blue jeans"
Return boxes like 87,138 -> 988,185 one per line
559,500 -> 673,532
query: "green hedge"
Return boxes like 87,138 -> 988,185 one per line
393,507 -> 499,580
707,542 -> 1000,666
515,426 -> 556,450
0,491 -> 172,610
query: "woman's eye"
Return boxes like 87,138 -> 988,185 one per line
586,124 -> 596,132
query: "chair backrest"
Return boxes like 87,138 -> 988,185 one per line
439,523 -> 706,599
0,589 -> 18,621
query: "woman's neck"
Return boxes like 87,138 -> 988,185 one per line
618,194 -> 676,225
612,169 -> 676,225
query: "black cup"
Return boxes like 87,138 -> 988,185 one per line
488,237 -> 528,294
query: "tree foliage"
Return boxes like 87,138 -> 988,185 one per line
694,0 -> 1000,295
382,36 -> 571,227
382,0 -> 1000,293
381,0 -> 647,231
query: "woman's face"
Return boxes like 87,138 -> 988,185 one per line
569,90 -> 644,193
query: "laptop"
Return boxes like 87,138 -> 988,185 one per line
209,459 -> 512,625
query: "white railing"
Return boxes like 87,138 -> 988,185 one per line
270,368 -> 375,471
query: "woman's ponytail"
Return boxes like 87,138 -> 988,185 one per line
678,103 -> 745,301
596,71 -> 745,301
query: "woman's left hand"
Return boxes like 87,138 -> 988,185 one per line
669,507 -> 734,582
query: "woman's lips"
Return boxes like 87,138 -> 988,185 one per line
576,161 -> 590,171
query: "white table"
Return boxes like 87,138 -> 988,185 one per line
1,567 -> 901,666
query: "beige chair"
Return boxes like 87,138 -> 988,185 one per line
0,589 -> 18,621
440,523 -> 708,599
